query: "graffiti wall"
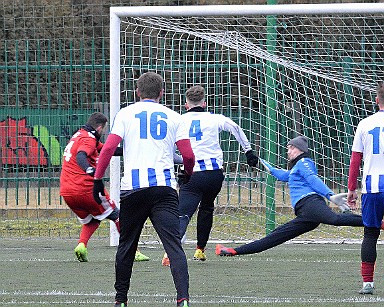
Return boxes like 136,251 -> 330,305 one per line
0,109 -> 92,169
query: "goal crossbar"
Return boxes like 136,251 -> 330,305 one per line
111,3 -> 384,17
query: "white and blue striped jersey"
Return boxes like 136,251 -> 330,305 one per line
181,111 -> 252,172
352,111 -> 384,194
110,101 -> 189,191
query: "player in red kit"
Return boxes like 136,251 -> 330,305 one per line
60,112 -> 149,262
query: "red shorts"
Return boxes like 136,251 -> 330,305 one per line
63,191 -> 116,224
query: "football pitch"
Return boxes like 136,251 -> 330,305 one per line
1,238 -> 384,306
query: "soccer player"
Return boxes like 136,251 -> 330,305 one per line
60,112 -> 149,262
347,81 -> 384,295
93,72 -> 195,307
162,85 -> 258,266
216,135 -> 364,258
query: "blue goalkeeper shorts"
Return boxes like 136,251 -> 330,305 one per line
361,192 -> 384,228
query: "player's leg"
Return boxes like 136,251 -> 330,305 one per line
150,186 -> 189,305
359,193 -> 384,294
304,195 -> 363,226
195,170 -> 225,260
360,226 -> 379,294
217,217 -> 318,256
103,195 -> 149,262
75,218 -> 100,262
178,174 -> 202,238
114,190 -> 150,305
63,194 -> 101,262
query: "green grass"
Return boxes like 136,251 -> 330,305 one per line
1,238 -> 384,306
0,212 -> 365,242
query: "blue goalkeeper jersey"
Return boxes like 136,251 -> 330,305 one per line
269,157 -> 333,208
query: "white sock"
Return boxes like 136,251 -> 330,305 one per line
363,282 -> 374,288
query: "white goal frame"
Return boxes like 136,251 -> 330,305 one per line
109,3 -> 384,246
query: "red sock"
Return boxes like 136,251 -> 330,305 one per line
361,261 -> 375,282
114,218 -> 120,233
79,219 -> 100,246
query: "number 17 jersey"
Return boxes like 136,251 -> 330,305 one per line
352,111 -> 384,194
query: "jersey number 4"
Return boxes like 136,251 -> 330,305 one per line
189,120 -> 203,141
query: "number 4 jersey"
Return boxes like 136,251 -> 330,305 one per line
181,110 -> 252,172
60,128 -> 102,196
352,111 -> 384,193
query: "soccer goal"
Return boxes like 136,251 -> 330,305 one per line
109,3 -> 384,246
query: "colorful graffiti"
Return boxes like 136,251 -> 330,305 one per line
0,117 -> 61,167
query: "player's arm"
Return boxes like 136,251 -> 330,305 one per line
221,116 -> 258,167
300,160 -> 334,197
76,151 -> 95,176
76,138 -> 98,176
301,161 -> 351,212
176,139 -> 195,176
95,142 -> 123,156
259,158 -> 290,181
93,133 -> 122,203
347,151 -> 363,209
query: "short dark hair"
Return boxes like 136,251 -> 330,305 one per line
86,112 -> 107,130
377,81 -> 384,104
136,72 -> 163,99
185,85 -> 205,106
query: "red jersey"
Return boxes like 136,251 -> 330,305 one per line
60,128 -> 103,196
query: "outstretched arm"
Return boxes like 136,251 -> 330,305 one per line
222,117 -> 252,153
259,158 -> 290,182
300,162 -> 351,212
222,117 -> 259,166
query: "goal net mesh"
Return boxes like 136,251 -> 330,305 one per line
118,11 -> 384,244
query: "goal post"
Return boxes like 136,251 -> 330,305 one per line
109,3 -> 384,246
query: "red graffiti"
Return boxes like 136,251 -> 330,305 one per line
0,117 -> 48,166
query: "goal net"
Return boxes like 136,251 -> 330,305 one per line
109,4 -> 384,245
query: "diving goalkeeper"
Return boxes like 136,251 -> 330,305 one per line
216,135 -> 364,257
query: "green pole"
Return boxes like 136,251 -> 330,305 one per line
265,0 -> 278,235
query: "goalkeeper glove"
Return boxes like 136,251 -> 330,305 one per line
259,158 -> 273,173
245,150 -> 258,167
329,193 -> 351,213
93,179 -> 105,204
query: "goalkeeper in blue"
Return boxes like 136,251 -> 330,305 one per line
162,85 -> 258,266
216,135 -> 364,257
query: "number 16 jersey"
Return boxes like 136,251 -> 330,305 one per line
110,101 -> 189,191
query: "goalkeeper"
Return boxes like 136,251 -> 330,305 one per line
216,135 -> 364,257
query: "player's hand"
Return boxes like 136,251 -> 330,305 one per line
245,150 -> 258,167
93,179 -> 105,204
329,193 -> 351,213
259,158 -> 273,173
85,167 -> 96,177
177,170 -> 191,185
347,190 -> 358,210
